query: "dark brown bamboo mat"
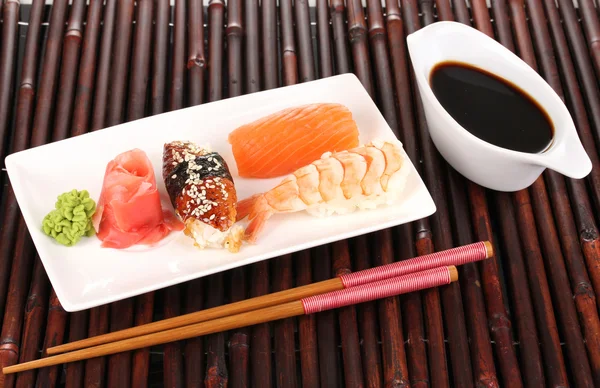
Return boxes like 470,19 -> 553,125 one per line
1,0 -> 600,387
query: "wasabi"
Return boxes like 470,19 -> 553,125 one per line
42,189 -> 97,246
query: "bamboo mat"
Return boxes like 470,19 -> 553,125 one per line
1,0 -> 600,387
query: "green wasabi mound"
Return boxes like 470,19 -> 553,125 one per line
42,189 -> 97,246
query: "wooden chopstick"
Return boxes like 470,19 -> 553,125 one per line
45,241 -> 492,356
44,241 -> 492,356
3,265 -> 458,374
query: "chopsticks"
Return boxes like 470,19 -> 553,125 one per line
47,240 -> 492,355
3,265 -> 460,374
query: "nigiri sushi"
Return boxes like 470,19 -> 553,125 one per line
228,103 -> 360,178
163,141 -> 244,253
236,138 -> 410,242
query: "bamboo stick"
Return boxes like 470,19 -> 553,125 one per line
246,1 -> 271,383
384,3 -> 438,385
164,287 -> 185,387
14,259 -> 49,388
366,0 -> 399,134
204,274 -> 228,387
0,0 -> 19,165
127,0 -> 153,121
446,168 -> 499,387
262,0 -> 278,90
84,305 -> 109,387
249,262 -> 272,388
294,0 -> 315,82
373,229 -> 411,386
280,0 -> 298,86
548,0 -> 600,300
64,311 -> 88,388
350,235 -> 383,387
330,0 -> 350,74
52,0 -> 86,141
170,0 -> 186,111
293,250 -> 321,388
0,228 -> 35,388
71,0 -> 104,137
404,2 -> 474,386
4,267 -> 458,375
245,0 -> 260,93
346,0 -> 374,97
331,240 -> 364,387
272,255 -> 298,388
0,0 -> 44,331
0,3 -> 68,386
227,0 -> 243,95
204,4 -> 229,384
208,0 -> 224,102
414,234 -> 447,388
126,2 -> 157,386
162,2 -> 188,386
313,245 -> 341,387
228,268 -> 249,388
83,2 -> 117,386
511,0 -> 596,385
184,279 -> 205,387
289,5 -> 324,388
106,0 -> 135,126
274,7 -> 300,387
188,0 -> 205,107
316,0 -> 333,78
36,290 -> 67,386
226,2 -> 248,386
151,0 -> 170,115
577,0 -> 600,79
104,2 -> 136,386
90,0 -> 116,131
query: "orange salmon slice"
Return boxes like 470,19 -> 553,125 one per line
228,103 -> 360,178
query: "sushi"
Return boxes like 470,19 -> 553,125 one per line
93,149 -> 184,249
236,138 -> 410,243
163,140 -> 244,253
228,103 -> 360,178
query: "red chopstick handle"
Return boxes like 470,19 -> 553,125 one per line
303,266 -> 452,314
339,241 -> 488,288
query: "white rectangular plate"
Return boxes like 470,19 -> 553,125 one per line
5,74 -> 436,312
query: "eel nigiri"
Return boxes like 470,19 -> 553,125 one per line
236,138 -> 410,242
163,140 -> 244,253
228,103 -> 360,178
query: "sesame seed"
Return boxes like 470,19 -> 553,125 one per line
210,214 -> 215,220
171,174 -> 177,179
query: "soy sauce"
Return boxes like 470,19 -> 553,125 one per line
430,61 -> 553,154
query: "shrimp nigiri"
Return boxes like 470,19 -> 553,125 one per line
236,138 -> 410,242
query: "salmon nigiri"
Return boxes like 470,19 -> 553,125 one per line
228,103 -> 359,178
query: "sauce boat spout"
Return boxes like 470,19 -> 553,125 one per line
406,21 -> 592,192
527,127 -> 592,180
